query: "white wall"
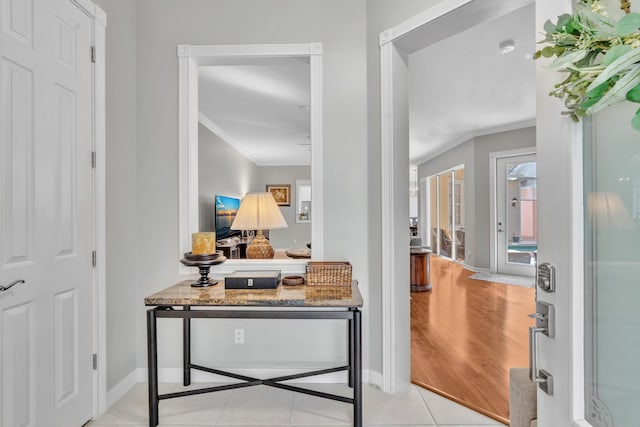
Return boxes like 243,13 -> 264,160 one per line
198,124 -> 261,232
134,0 -> 369,375
99,0 -> 496,389
94,0 -> 139,390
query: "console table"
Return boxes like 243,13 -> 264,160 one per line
145,280 -> 363,427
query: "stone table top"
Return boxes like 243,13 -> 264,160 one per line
145,280 -> 363,308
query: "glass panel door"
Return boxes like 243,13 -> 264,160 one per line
426,168 -> 464,259
584,111 -> 640,426
429,176 -> 438,251
438,172 -> 451,257
453,168 -> 465,262
496,154 -> 537,276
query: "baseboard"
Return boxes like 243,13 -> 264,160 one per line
459,262 -> 489,274
135,367 -> 379,385
367,369 -> 383,389
106,369 -> 137,409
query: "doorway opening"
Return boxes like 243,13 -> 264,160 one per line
380,0 -> 537,422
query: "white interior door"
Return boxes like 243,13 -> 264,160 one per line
496,154 -> 536,277
0,0 -> 94,425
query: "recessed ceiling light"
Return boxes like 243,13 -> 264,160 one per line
499,39 -> 516,54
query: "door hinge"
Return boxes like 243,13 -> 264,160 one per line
92,353 -> 98,370
91,45 -> 96,63
92,251 -> 97,267
91,151 -> 96,168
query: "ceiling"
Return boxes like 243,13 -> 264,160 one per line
409,3 -> 536,164
198,4 -> 535,168
198,60 -> 310,166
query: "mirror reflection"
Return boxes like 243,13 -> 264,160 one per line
197,60 -> 312,259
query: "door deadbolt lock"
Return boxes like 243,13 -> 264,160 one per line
537,262 -> 555,293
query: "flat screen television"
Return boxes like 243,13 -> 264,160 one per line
215,195 -> 241,240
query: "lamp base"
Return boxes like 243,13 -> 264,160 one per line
246,234 -> 274,259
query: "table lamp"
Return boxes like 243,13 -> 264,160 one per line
231,192 -> 288,258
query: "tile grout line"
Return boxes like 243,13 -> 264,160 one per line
287,388 -> 295,425
413,385 -> 439,426
213,385 -> 234,426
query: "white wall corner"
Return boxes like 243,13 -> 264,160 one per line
106,369 -> 138,410
365,369 -> 383,390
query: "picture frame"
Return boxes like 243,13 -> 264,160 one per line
266,184 -> 291,206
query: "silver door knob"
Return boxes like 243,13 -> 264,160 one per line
0,279 -> 25,292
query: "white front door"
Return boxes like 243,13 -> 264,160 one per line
496,154 -> 536,277
0,0 -> 94,425
534,1 -> 640,425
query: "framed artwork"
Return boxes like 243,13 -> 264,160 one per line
266,184 -> 291,206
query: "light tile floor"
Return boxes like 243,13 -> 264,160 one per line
87,382 -> 505,427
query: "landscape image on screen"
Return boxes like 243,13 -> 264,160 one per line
215,195 -> 241,240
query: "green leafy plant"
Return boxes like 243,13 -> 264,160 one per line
536,0 -> 640,130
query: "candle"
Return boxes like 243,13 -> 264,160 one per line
192,232 -> 216,255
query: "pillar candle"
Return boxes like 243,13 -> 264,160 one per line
192,232 -> 216,255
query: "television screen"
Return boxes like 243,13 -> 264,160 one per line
215,195 -> 241,240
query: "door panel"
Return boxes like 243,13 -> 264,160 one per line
54,289 -> 77,405
1,57 -> 34,266
1,0 -> 34,48
0,0 -> 94,425
1,301 -> 36,427
53,83 -> 78,257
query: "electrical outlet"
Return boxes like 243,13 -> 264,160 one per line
234,328 -> 245,344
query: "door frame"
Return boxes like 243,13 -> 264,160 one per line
379,0 -> 534,394
489,147 -> 536,275
70,0 -> 107,416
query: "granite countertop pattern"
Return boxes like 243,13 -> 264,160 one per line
145,280 -> 363,308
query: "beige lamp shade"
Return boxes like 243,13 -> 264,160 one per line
231,192 -> 287,259
231,192 -> 288,231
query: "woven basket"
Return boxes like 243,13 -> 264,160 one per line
306,262 -> 352,286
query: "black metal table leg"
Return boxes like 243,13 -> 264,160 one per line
352,309 -> 362,427
183,306 -> 191,386
147,309 -> 159,427
348,318 -> 354,388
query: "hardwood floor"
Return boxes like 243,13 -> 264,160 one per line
410,256 -> 536,425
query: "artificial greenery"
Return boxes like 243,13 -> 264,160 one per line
536,0 -> 640,130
